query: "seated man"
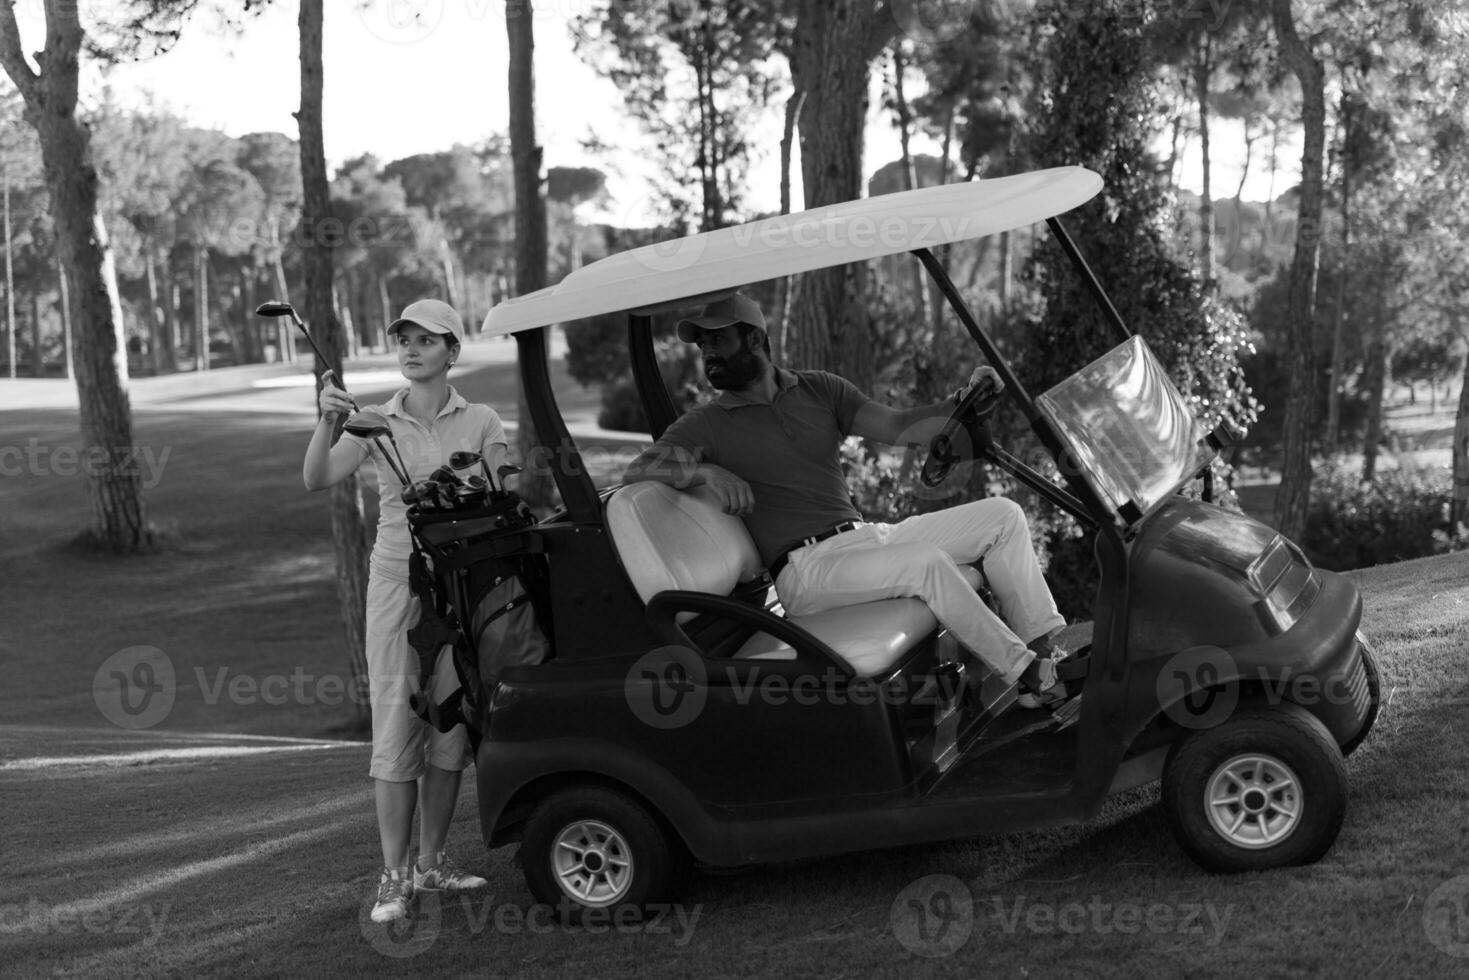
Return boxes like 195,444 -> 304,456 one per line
621,292 -> 1075,710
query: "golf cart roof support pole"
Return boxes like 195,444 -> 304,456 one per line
629,313 -> 678,440
911,247 -> 1047,431
912,245 -> 1115,528
987,445 -> 1093,523
1043,217 -> 1132,342
516,327 -> 600,523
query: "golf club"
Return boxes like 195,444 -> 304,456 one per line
449,450 -> 495,491
343,409 -> 413,489
255,300 -> 354,403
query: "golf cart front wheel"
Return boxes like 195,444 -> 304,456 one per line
1162,703 -> 1347,873
519,785 -> 692,921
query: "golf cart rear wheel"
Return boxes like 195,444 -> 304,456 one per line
519,785 -> 692,920
1162,703 -> 1347,873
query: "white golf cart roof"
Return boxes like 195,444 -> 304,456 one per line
481,166 -> 1102,337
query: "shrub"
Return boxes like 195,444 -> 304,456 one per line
1301,458 -> 1468,571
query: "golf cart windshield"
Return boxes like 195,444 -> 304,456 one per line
1037,336 -> 1214,525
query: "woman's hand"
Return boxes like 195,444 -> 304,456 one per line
318,371 -> 356,419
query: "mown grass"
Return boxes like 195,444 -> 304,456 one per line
2,378 -> 1468,979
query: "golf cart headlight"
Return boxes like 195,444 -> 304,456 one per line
1247,536 -> 1321,632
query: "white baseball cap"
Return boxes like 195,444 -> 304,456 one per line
388,299 -> 462,343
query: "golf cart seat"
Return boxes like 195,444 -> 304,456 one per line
607,482 -> 956,677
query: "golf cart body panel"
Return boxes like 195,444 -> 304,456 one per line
457,167 -> 1374,889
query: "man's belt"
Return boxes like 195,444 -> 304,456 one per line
768,521 -> 862,582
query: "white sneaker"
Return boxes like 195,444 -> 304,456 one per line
413,852 -> 487,892
370,866 -> 414,923
1016,655 -> 1065,709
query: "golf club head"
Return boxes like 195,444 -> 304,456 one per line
497,464 -> 523,484
428,466 -> 463,487
341,409 -> 390,439
449,451 -> 482,471
254,301 -> 296,319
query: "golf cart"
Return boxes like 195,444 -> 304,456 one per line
433,166 -> 1377,916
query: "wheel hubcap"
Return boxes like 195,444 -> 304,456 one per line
550,819 -> 634,907
1205,753 -> 1302,849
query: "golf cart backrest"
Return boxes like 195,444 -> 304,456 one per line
606,482 -> 764,601
605,482 -> 969,677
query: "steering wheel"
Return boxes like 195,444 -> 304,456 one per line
919,383 -> 1003,489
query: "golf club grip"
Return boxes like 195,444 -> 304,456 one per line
321,369 -> 359,411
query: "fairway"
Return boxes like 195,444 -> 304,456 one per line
3,350 -> 1468,979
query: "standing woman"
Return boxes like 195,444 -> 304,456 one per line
303,299 -> 507,923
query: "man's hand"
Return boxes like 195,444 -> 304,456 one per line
953,365 -> 1004,406
699,464 -> 755,516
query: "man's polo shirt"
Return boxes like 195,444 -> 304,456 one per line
641,368 -> 872,565
340,386 -> 507,563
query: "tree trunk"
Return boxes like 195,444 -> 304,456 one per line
1360,327 -> 1386,482
270,214 -> 295,363
378,276 -> 392,351
56,258 -> 72,380
785,0 -> 893,395
30,289 -> 42,377
193,245 -> 208,371
144,244 -> 167,375
1452,327 -> 1469,527
891,45 -> 933,330
507,0 -> 555,513
3,167 -> 13,378
165,276 -> 179,367
1194,36 -> 1215,286
299,0 -> 370,723
1325,91 -> 1352,452
1270,0 -> 1326,539
0,1 -> 149,550
770,88 -> 805,364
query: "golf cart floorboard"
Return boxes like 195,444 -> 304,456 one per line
930,705 -> 1080,800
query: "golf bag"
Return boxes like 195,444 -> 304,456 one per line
404,490 -> 551,747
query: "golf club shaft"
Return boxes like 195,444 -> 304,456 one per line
372,437 -> 411,488
289,309 -> 359,410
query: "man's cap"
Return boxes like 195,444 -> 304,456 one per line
676,292 -> 765,343
388,299 -> 462,342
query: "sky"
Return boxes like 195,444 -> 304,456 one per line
9,0 -> 1292,224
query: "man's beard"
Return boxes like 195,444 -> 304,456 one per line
705,347 -> 762,390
